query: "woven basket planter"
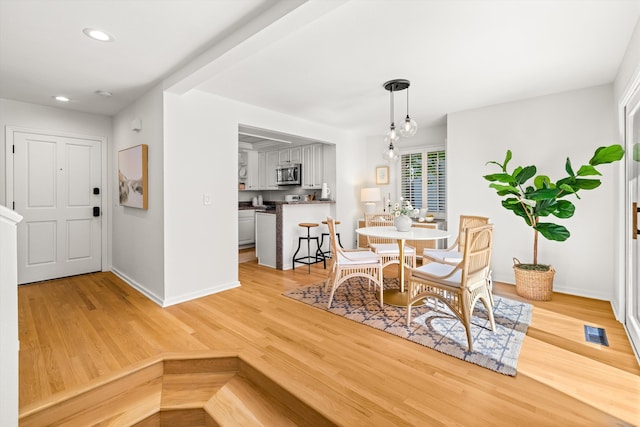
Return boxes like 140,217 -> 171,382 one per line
513,258 -> 555,301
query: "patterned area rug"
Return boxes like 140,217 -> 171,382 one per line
283,277 -> 533,376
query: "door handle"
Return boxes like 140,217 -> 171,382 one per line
93,207 -> 101,217
634,202 -> 639,240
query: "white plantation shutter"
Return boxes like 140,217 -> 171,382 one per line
400,152 -> 423,209
426,150 -> 446,214
399,148 -> 446,216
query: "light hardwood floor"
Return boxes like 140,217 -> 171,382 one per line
18,260 -> 640,426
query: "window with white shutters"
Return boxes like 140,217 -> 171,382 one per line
426,150 -> 446,214
399,148 -> 445,216
400,152 -> 423,209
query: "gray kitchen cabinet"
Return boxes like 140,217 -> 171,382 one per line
258,151 -> 267,189
290,146 -> 302,163
278,148 -> 290,165
278,146 -> 302,165
238,209 -> 256,246
265,150 -> 279,189
301,143 -> 324,189
246,151 -> 259,190
238,150 -> 248,165
257,150 -> 279,190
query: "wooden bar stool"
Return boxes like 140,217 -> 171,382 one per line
318,220 -> 343,265
292,223 -> 326,272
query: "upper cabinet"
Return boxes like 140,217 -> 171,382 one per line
301,144 -> 324,189
265,150 -> 279,189
241,144 -> 323,190
246,151 -> 259,190
239,151 -> 248,166
243,150 -> 279,191
278,146 -> 302,165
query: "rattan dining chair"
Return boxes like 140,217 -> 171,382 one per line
364,212 -> 416,270
422,215 -> 490,265
422,215 -> 492,302
406,224 -> 495,352
325,217 -> 383,309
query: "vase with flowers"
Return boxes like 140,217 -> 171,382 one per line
390,198 -> 419,231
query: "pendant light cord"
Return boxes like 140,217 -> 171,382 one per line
389,88 -> 395,127
405,87 -> 410,118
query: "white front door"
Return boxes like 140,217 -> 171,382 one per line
626,88 -> 640,355
12,131 -> 102,284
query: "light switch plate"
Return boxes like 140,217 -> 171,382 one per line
203,194 -> 211,205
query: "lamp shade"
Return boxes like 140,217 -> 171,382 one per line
361,188 -> 381,214
360,188 -> 381,202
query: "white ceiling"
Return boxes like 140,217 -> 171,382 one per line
2,0 -> 640,136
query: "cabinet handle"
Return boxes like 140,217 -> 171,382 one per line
634,202 -> 639,240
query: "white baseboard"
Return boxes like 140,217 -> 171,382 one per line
111,268 -> 164,306
111,267 -> 241,307
493,273 -> 611,301
552,284 -> 611,301
161,281 -> 240,307
610,298 -> 623,322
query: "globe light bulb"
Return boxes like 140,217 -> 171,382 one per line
384,124 -> 400,144
399,115 -> 418,137
382,142 -> 399,162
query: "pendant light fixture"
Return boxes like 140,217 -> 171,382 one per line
382,82 -> 400,161
382,79 -> 418,161
399,85 -> 418,137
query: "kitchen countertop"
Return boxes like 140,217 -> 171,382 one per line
239,204 -> 276,214
239,200 -> 335,211
270,200 -> 335,205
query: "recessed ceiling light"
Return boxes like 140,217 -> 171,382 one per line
94,90 -> 112,97
82,28 -> 112,42
53,95 -> 70,102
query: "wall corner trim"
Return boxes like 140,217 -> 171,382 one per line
111,268 -> 164,306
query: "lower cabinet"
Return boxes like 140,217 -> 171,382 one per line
256,212 -> 276,268
238,209 -> 256,246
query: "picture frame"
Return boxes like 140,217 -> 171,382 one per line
118,144 -> 148,209
375,165 -> 389,185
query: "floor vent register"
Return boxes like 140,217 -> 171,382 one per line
584,325 -> 609,346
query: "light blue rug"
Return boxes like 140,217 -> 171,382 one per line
283,277 -> 533,376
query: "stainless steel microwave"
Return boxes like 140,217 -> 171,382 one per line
276,163 -> 301,186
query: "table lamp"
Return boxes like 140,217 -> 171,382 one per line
360,188 -> 381,214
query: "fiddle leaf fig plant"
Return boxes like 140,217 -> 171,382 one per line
484,144 -> 625,268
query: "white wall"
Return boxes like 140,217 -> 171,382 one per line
112,85 -> 165,303
163,90 -> 366,304
448,85 -> 617,300
0,99 -> 112,207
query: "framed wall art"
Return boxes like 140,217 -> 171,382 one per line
375,165 -> 389,185
118,144 -> 148,209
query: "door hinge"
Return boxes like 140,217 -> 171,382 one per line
12,201 -> 15,210
12,145 -> 15,154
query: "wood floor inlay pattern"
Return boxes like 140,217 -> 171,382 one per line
18,261 -> 640,426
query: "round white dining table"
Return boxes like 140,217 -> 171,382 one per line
355,226 -> 450,306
